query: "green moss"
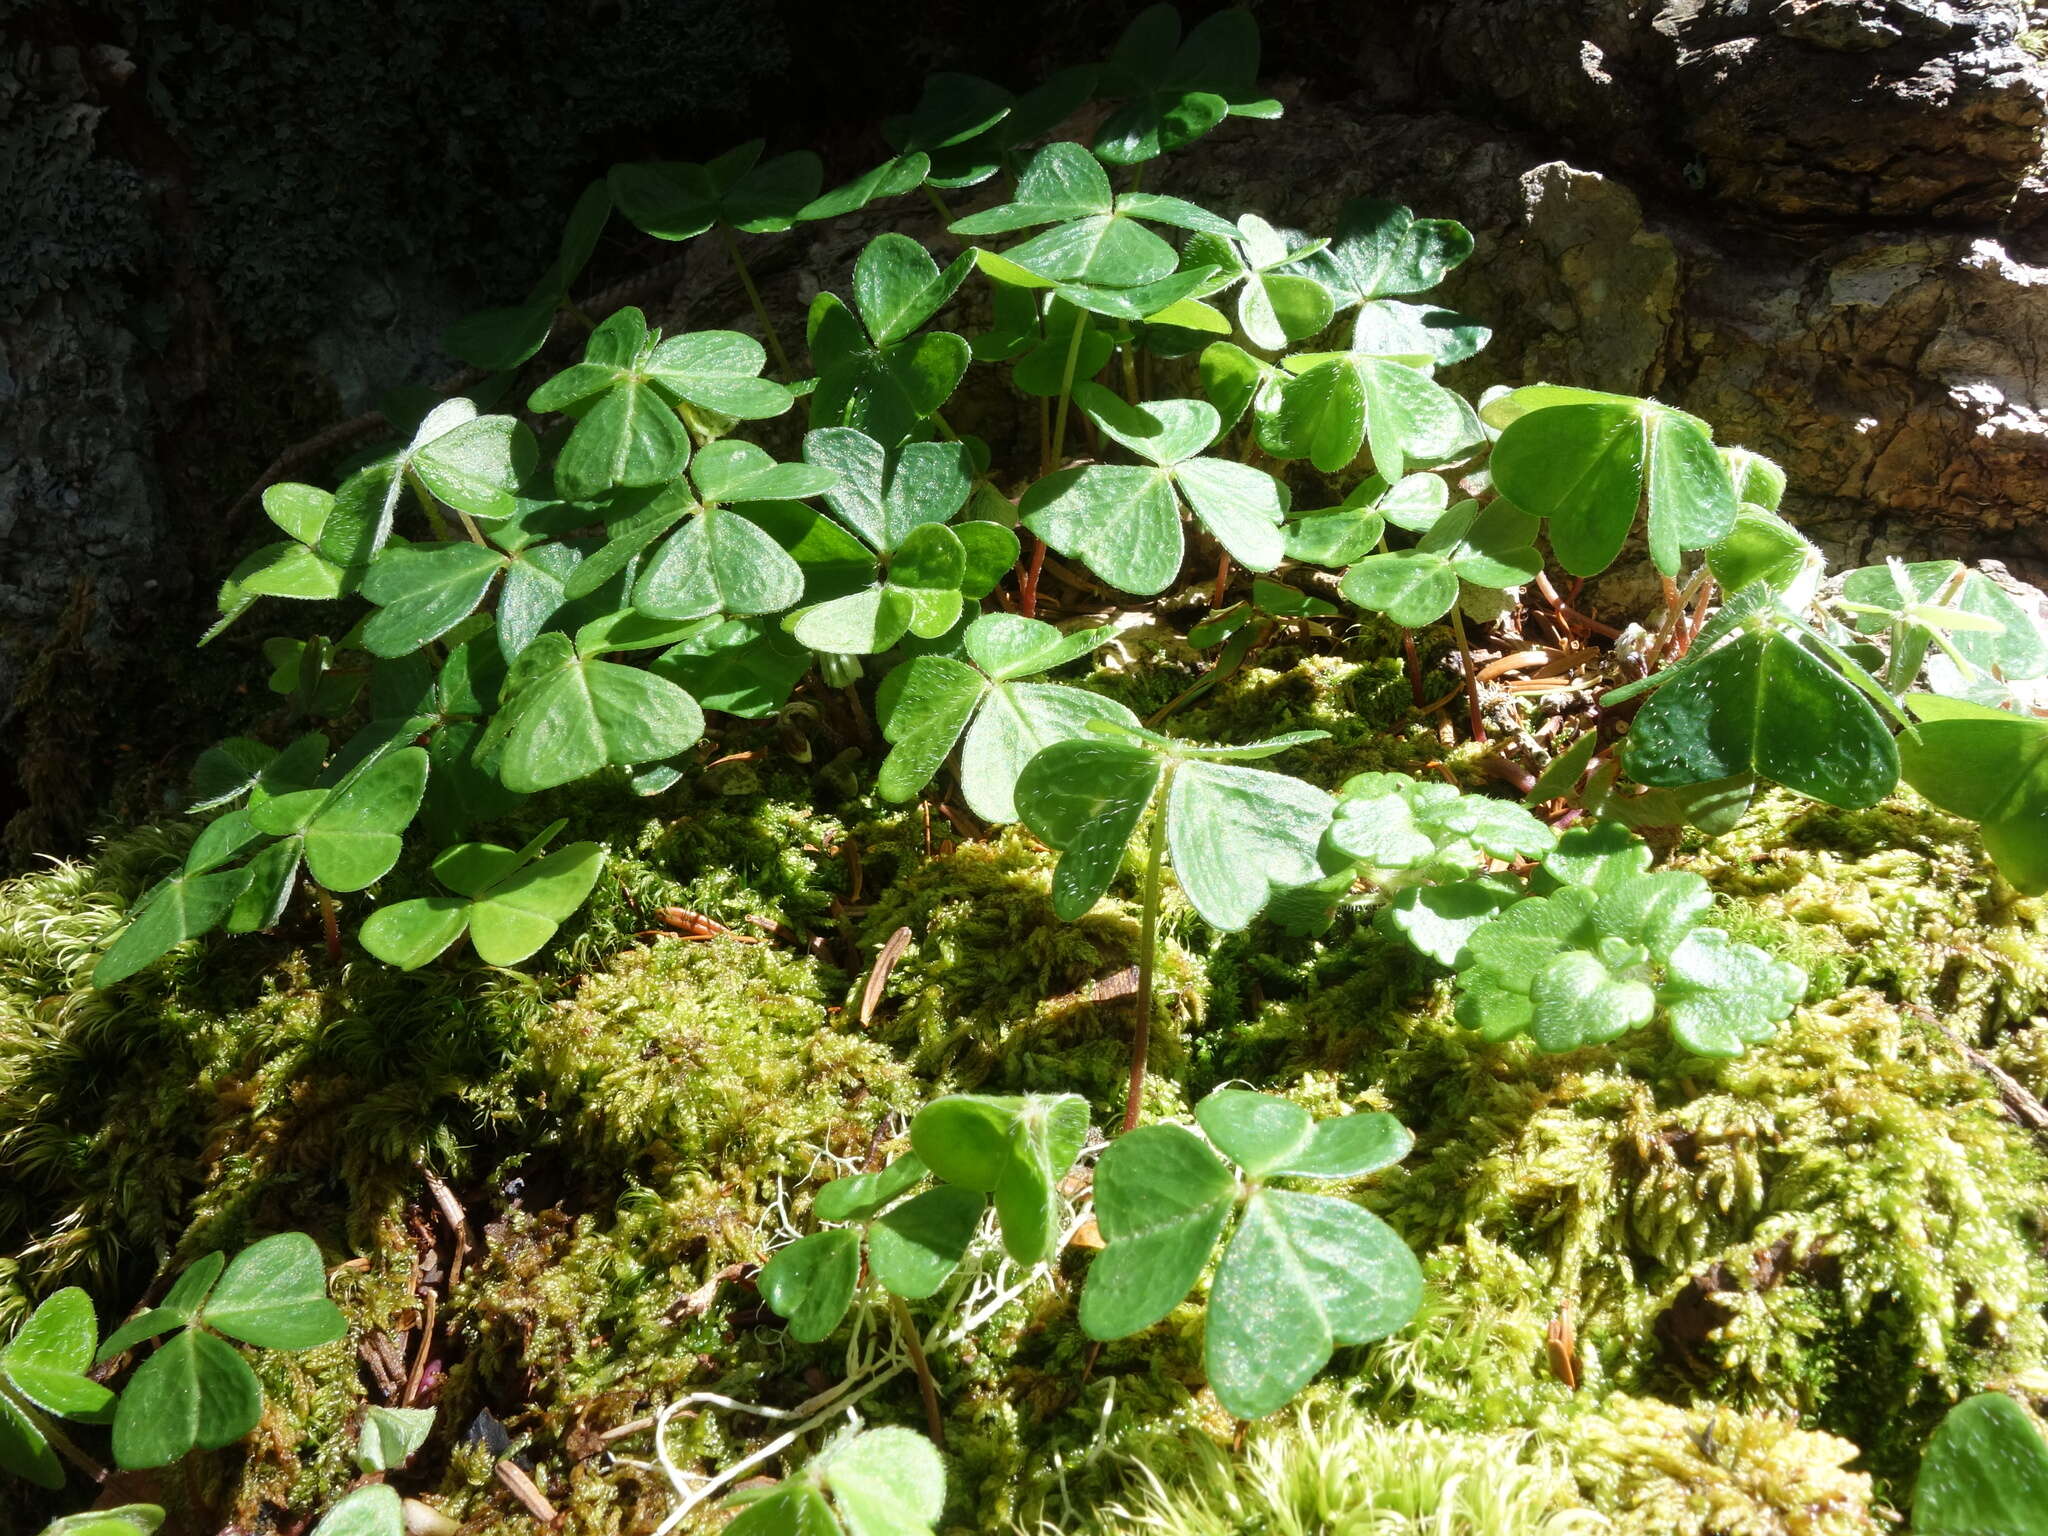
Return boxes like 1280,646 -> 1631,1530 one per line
1675,789 -> 2048,1038
1558,1392 -> 1883,1535
1329,971 -> 2048,1489
854,824 -> 1197,1116
1079,1392 -> 1597,1535
3,698 -> 2046,1533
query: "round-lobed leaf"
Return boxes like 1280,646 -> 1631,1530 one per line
1624,630 -> 1899,810
813,1155 -> 929,1224
0,1392 -> 61,1488
758,1229 -> 861,1344
1079,1124 -> 1235,1342
868,1186 -> 986,1299
1900,694 -> 2048,894
1204,1188 -> 1422,1420
112,1328 -> 263,1469
356,1404 -> 436,1474
2,1289 -> 115,1419
1166,760 -> 1334,932
1014,737 -> 1164,919
203,1233 -> 347,1350
94,868 -> 255,989
1914,1393 -> 2048,1536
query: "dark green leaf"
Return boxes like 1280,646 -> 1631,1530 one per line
869,1187 -> 985,1299
1020,465 -> 1181,596
652,617 -> 811,717
1624,630 -> 1900,809
360,543 -> 504,658
1078,1124 -> 1234,1339
496,637 -> 706,792
814,1155 -> 929,1224
1014,738 -> 1164,919
94,868 -> 254,988
758,1229 -> 861,1344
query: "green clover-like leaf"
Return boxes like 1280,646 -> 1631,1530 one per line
758,1229 -> 862,1344
1077,1123 -> 1236,1341
1843,559 -> 2048,683
356,1405 -> 435,1474
93,867 -> 256,989
1900,694 -> 2048,894
807,237 -> 975,445
1488,386 -> 1738,577
1914,1393 -> 2048,1536
1092,7 -> 1278,165
909,1093 -> 1090,1265
867,1186 -> 986,1300
1622,628 -> 1899,810
1021,390 -> 1286,593
1205,1186 -> 1421,1419
1301,197 -> 1476,306
875,616 -> 1134,820
359,542 -> 507,658
1081,1091 -> 1420,1421
492,633 -> 706,792
111,1328 -> 262,1469
360,823 -> 606,970
610,139 -> 823,239
1262,353 -> 1477,480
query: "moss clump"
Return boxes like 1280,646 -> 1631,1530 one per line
0,795 -> 921,1533
1227,912 -> 2048,1487
520,933 -> 908,1176
1082,1393 -> 1598,1535
2,689 -> 2045,1533
1676,789 -> 2048,1039
1559,1392 -> 1882,1536
854,824 -> 1199,1115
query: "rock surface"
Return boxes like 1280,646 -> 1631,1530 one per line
6,0 -> 2048,851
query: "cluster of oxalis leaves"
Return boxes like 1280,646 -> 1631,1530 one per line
1,1235 -> 344,1494
65,4 -> 2048,1506
760,1089 -> 1421,1425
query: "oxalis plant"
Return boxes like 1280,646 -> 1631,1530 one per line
1082,1088 -> 1421,1421
759,1094 -> 1087,1441
79,0 -> 2048,1472
1,1233 -> 345,1491
757,1088 -> 1422,1428
1014,722 -> 1333,1131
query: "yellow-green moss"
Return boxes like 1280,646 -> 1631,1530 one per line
1080,1393 -> 1599,1535
1558,1392 -> 1882,1536
3,628 -> 2046,1533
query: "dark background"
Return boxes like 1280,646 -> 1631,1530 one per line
0,0 -> 1393,861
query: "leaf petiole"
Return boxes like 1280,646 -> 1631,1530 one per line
887,1292 -> 946,1448
406,468 -> 453,543
1124,761 -> 1175,1134
1045,306 -> 1091,474
1449,607 -> 1485,742
717,223 -> 793,379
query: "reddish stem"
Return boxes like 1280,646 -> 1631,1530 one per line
1020,535 -> 1048,619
